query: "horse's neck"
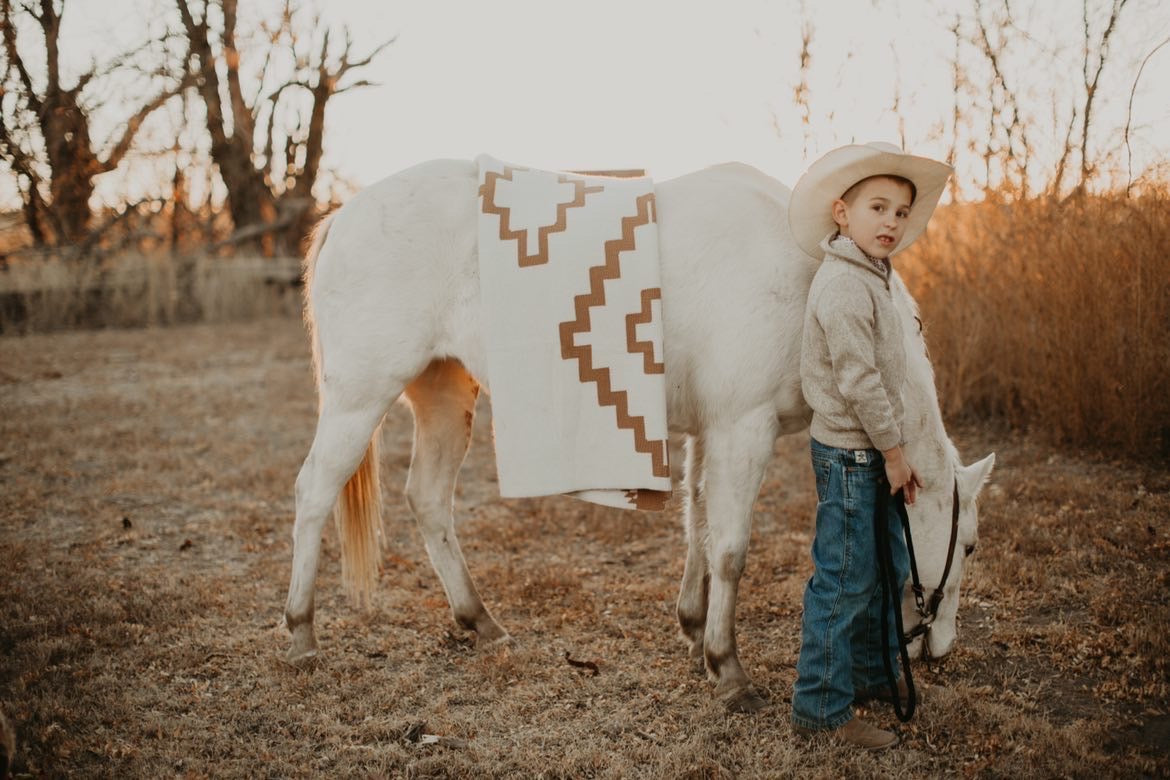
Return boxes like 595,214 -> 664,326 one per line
892,274 -> 956,483
903,368 -> 954,482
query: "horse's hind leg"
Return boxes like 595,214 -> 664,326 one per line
404,359 -> 508,645
701,410 -> 778,712
677,434 -> 709,670
286,397 -> 390,663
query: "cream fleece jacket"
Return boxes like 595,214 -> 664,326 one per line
800,234 -> 906,451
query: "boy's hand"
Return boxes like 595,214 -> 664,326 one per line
882,446 -> 923,505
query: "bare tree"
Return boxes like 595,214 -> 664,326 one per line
1077,0 -> 1128,191
972,0 -> 1032,198
176,0 -> 276,247
176,0 -> 392,252
1053,0 -> 1128,195
945,0 -> 1132,199
0,0 -> 189,247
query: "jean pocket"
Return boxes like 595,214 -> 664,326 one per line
843,462 -> 885,504
813,459 -> 832,502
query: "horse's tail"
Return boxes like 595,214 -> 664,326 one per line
302,215 -> 383,606
336,435 -> 382,606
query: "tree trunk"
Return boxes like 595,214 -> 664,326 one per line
42,91 -> 102,242
178,0 -> 276,249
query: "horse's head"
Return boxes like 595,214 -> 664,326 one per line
886,271 -> 996,658
902,451 -> 995,658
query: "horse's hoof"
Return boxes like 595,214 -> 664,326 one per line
477,629 -> 512,649
284,646 -> 319,668
470,617 -> 512,645
722,686 -> 770,714
285,625 -> 319,666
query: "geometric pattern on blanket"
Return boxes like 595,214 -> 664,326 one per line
481,166 -> 603,267
476,154 -> 672,511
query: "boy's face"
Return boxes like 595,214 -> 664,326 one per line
830,176 -> 914,259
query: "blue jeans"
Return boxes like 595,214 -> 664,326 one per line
791,438 -> 910,730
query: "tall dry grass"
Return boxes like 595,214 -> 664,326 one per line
0,254 -> 302,334
899,189 -> 1170,455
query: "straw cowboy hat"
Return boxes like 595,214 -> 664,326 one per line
788,142 -> 953,259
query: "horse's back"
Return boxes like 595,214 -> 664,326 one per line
655,163 -> 817,433
310,159 -> 485,385
309,158 -> 817,431
323,158 -> 479,272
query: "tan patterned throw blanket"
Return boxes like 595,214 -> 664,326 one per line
476,154 -> 671,510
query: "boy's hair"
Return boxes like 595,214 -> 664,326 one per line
840,174 -> 917,206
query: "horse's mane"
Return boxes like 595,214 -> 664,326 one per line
890,272 -> 961,475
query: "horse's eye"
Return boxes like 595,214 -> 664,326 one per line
964,544 -> 977,557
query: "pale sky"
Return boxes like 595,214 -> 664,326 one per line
6,0 -> 1170,208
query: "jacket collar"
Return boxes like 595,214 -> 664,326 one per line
818,233 -> 890,283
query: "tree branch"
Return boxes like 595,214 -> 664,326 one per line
77,197 -> 166,256
248,13 -> 284,126
1078,0 -> 1128,190
947,15 -> 963,200
0,105 -> 52,244
220,0 -> 254,144
1124,35 -> 1170,196
975,0 -> 1032,196
209,197 -> 311,249
37,0 -> 60,96
86,31 -> 188,87
333,78 -> 378,95
177,0 -> 230,154
100,73 -> 194,172
336,35 -> 396,78
1,0 -> 43,113
259,79 -> 309,178
1052,98 -> 1077,196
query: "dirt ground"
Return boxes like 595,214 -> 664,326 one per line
1,317 -> 1167,779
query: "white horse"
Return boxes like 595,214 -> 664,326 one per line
283,159 -> 995,712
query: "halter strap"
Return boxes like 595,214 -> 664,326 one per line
896,477 -> 961,643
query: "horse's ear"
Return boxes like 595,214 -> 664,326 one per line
958,453 -> 996,500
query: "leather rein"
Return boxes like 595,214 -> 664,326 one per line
897,477 -> 961,657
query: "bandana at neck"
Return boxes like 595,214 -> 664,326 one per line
830,233 -> 889,277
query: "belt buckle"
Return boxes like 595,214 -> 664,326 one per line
853,450 -> 869,464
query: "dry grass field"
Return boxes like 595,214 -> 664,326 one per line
900,190 -> 1170,455
1,317 -> 1168,778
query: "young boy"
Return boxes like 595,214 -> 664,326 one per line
787,142 -> 952,750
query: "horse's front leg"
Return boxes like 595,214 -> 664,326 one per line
676,434 -> 709,671
701,410 -> 778,712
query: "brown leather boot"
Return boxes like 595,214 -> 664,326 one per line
794,717 -> 900,751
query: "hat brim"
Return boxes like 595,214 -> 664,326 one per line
788,145 -> 953,259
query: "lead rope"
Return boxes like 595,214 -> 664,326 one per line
902,479 -> 962,657
877,486 -> 917,722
